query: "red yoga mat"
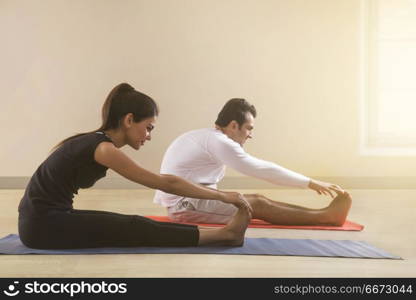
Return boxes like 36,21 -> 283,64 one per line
145,216 -> 364,231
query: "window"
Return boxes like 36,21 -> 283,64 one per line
361,0 -> 416,155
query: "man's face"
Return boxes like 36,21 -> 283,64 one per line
228,113 -> 254,146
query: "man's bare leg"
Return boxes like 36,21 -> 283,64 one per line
198,206 -> 251,246
244,191 -> 352,226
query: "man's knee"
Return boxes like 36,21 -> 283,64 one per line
243,193 -> 268,210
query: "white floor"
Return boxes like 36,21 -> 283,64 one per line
0,189 -> 414,277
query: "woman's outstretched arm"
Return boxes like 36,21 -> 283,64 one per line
94,142 -> 252,212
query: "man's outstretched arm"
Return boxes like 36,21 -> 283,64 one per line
208,135 -> 344,198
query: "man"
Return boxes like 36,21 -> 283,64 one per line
154,98 -> 351,225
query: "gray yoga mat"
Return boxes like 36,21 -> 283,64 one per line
0,234 -> 400,259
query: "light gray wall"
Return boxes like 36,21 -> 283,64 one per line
1,0 -> 415,188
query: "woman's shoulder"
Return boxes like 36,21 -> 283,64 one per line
61,132 -> 113,161
65,132 -> 111,146
94,139 -> 115,153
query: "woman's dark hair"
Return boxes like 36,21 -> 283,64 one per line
53,83 -> 159,150
215,98 -> 256,128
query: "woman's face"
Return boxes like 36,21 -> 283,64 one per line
125,115 -> 156,150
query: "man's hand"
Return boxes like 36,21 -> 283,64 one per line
308,179 -> 344,199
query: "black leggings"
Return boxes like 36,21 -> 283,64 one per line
18,209 -> 199,249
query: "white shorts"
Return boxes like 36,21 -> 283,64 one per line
167,197 -> 238,224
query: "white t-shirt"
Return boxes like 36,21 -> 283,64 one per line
154,128 -> 310,207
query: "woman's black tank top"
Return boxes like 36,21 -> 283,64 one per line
18,132 -> 113,216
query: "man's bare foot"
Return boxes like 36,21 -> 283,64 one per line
323,191 -> 352,226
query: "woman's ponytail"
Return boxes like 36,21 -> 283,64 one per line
52,83 -> 158,151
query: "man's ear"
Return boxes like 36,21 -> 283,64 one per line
230,120 -> 239,130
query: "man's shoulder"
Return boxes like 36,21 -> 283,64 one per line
175,128 -> 219,140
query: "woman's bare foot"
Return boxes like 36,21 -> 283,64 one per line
198,207 -> 251,246
323,191 -> 352,226
219,206 -> 251,246
197,206 -> 251,246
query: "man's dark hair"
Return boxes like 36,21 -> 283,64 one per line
215,98 -> 257,128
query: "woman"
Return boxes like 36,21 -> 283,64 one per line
18,83 -> 252,249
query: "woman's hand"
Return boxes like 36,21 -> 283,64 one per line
221,192 -> 253,216
308,179 -> 345,198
